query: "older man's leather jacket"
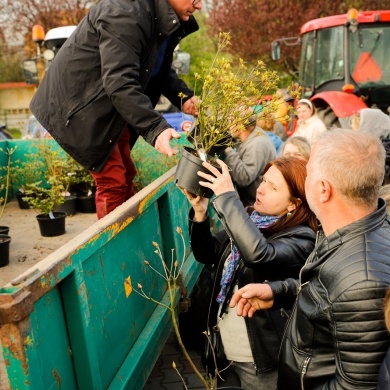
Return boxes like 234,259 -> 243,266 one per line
270,199 -> 390,389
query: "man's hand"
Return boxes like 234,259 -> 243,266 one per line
230,283 -> 274,318
182,96 -> 199,116
155,128 -> 181,156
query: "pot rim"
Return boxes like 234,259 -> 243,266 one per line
182,146 -> 231,171
0,234 -> 11,243
36,211 -> 67,220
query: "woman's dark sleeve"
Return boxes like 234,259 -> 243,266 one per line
188,208 -> 228,265
211,192 -> 315,271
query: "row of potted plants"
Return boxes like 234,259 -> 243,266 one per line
0,139 -> 97,266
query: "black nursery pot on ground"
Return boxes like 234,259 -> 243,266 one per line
36,212 -> 67,237
175,146 -> 221,198
0,226 -> 9,235
76,194 -> 96,213
0,234 -> 11,267
15,191 -> 31,209
54,195 -> 77,216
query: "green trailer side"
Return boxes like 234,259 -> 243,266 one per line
0,138 -> 215,389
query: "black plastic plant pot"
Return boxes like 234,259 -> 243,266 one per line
175,146 -> 221,198
0,226 -> 9,235
36,212 -> 67,237
15,191 -> 31,209
76,195 -> 96,213
217,388 -> 245,390
54,195 -> 77,216
0,234 -> 11,267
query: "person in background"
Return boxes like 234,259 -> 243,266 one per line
281,136 -> 311,162
230,128 -> 390,390
256,112 -> 284,154
350,108 -> 390,184
274,88 -> 289,128
23,115 -> 50,139
182,157 -> 317,389
379,184 -> 390,214
273,117 -> 289,142
292,99 -> 327,144
30,0 -> 201,219
350,108 -> 390,139
254,95 -> 288,142
222,114 -> 276,207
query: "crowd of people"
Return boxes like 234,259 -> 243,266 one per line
181,96 -> 390,389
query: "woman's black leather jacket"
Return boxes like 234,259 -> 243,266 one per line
189,191 -> 316,372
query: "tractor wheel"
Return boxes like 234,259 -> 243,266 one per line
317,106 -> 341,129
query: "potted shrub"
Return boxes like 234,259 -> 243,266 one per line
175,32 -> 286,197
22,140 -> 72,236
8,152 -> 45,209
66,157 -> 96,213
24,180 -> 68,236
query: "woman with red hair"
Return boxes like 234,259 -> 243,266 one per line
182,157 -> 317,389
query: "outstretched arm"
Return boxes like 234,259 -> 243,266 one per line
154,128 -> 181,156
229,283 -> 274,318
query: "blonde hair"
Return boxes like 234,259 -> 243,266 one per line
256,112 -> 275,131
282,136 -> 311,161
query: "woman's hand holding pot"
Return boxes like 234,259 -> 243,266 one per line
178,187 -> 208,222
198,159 -> 235,196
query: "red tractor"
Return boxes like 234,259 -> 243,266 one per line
272,8 -> 390,130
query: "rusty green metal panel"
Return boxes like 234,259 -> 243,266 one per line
1,287 -> 77,390
0,161 -> 209,389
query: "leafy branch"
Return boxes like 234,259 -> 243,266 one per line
188,32 -> 280,155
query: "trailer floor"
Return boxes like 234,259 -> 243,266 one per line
0,200 -> 97,389
0,200 -> 98,288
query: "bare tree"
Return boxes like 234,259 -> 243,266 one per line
2,0 -> 93,55
207,0 -> 390,75
0,41 -> 24,82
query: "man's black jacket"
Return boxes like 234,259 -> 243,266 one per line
30,0 -> 198,171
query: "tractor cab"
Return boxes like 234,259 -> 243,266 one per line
299,9 -> 390,113
272,9 -> 390,127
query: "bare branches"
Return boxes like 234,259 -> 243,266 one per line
207,0 -> 390,75
2,0 -> 93,49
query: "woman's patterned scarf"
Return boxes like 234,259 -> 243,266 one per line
216,211 -> 280,304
